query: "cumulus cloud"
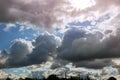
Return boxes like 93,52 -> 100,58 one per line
0,32 -> 60,68
57,26 -> 120,68
57,28 -> 103,61
7,39 -> 33,67
27,32 -> 60,65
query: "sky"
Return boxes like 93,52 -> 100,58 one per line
0,0 -> 120,79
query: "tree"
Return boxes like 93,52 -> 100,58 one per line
47,74 -> 59,80
108,77 -> 117,80
6,77 -> 11,80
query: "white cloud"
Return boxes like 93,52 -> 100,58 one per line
19,25 -> 25,32
3,23 -> 16,31
69,0 -> 96,10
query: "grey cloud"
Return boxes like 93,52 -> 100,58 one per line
52,58 -> 113,69
27,33 -> 59,65
50,60 -> 68,69
112,64 -> 120,73
0,50 -> 8,68
57,28 -> 104,61
1,0 -> 120,30
0,0 -> 16,22
1,0 -> 120,70
57,27 -> 120,68
0,0 -> 69,29
74,59 -> 113,69
7,39 -> 33,67
58,28 -> 85,54
0,33 -> 60,68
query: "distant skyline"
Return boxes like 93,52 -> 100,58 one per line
0,0 -> 120,79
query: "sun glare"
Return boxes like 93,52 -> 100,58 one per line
69,0 -> 96,10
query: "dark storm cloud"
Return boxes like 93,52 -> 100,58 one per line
57,27 -> 120,68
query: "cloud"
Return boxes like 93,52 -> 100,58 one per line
3,23 -> 16,31
1,60 -> 119,79
0,70 -> 8,79
111,59 -> 120,73
74,59 -> 113,69
0,32 -> 61,68
27,32 -> 60,65
7,39 -> 33,67
0,0 -> 120,30
27,62 -> 115,79
57,25 -> 120,68
72,0 -> 120,21
100,66 -> 119,77
0,50 -> 9,68
0,0 -> 69,29
57,28 -> 103,61
1,0 -> 120,69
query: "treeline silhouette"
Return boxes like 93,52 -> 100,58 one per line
6,74 -> 117,80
